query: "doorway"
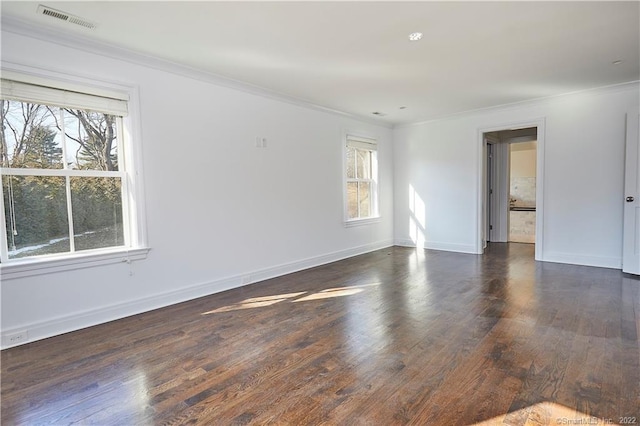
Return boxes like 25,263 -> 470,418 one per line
478,121 -> 545,260
508,138 -> 537,243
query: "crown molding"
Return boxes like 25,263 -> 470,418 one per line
396,80 -> 640,129
1,16 -> 393,129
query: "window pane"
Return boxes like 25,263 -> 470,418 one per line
347,182 -> 358,219
346,146 -> 355,179
1,101 -> 64,169
359,182 -> 371,218
2,175 -> 69,259
64,110 -> 119,171
356,149 -> 371,179
70,177 -> 124,251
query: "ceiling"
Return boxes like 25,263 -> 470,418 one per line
1,1 -> 639,125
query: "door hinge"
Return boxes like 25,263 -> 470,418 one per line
489,225 -> 493,230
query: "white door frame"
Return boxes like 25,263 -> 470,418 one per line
476,118 -> 546,261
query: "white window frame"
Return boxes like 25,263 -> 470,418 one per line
344,133 -> 380,227
0,67 -> 149,280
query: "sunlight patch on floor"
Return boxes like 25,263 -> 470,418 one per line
242,292 -> 307,304
471,401 -> 620,426
293,286 -> 363,301
201,283 -> 380,314
201,292 -> 305,314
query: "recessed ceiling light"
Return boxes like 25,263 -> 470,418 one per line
612,60 -> 623,65
408,32 -> 423,41
399,106 -> 407,110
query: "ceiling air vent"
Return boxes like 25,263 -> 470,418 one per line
37,5 -> 96,29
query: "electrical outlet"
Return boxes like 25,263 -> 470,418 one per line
3,330 -> 29,346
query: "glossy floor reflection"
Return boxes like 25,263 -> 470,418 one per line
2,244 -> 639,425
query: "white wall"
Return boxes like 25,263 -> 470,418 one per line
394,83 -> 639,268
0,30 -> 394,346
510,142 -> 537,179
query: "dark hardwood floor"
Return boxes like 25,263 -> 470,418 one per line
2,244 -> 639,425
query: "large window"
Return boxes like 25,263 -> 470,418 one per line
345,135 -> 378,222
0,75 -> 144,266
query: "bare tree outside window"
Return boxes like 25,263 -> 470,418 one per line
1,99 -> 124,259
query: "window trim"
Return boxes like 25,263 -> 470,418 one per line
1,247 -> 150,280
343,132 -> 380,226
0,65 -> 149,278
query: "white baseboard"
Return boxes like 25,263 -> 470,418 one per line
1,239 -> 394,349
396,239 -> 622,270
541,252 -> 622,269
395,239 -> 478,254
249,239 -> 394,283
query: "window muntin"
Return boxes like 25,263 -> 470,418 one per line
345,135 -> 378,221
0,80 -> 131,262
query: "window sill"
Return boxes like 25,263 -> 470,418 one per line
344,216 -> 381,228
0,247 -> 150,280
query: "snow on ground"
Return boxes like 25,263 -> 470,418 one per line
8,230 -> 100,256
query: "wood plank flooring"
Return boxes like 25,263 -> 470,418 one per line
2,243 -> 639,425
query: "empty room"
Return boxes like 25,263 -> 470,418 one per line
1,2 -> 639,425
